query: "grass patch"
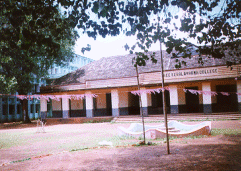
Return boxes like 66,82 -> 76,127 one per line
83,118 -> 113,124
1,122 -> 240,165
176,118 -> 241,122
10,158 -> 31,164
70,147 -> 89,152
211,128 -> 241,136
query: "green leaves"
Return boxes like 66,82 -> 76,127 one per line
1,0 -> 240,93
0,74 -> 17,94
1,0 -> 78,94
81,44 -> 91,54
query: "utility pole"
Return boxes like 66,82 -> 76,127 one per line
135,66 -> 146,144
159,22 -> 170,154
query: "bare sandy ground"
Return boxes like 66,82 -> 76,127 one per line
0,120 -> 240,171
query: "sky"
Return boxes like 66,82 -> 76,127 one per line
73,0 -> 231,61
75,34 -> 135,60
74,34 -> 162,60
73,3 -> 181,61
73,1 -> 222,61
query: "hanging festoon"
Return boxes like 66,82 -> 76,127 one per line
1,87 -> 240,100
13,94 -> 98,101
220,92 -> 230,96
130,87 -> 170,96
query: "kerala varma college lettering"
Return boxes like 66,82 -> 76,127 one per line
165,69 -> 218,78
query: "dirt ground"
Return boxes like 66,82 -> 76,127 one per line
0,120 -> 241,171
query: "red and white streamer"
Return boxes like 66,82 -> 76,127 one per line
14,94 -> 97,101
131,87 -> 170,96
220,92 -> 230,96
1,87 -> 241,99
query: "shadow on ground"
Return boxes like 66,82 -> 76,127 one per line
1,134 -> 241,171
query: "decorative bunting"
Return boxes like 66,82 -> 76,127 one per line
1,87 -> 241,99
131,87 -> 170,96
183,89 -> 218,96
13,94 -> 97,101
188,89 -> 199,95
220,92 -> 230,96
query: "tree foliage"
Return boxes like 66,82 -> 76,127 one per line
1,0 -> 79,94
66,0 -> 240,67
1,0 -> 240,95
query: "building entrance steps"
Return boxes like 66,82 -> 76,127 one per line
114,113 -> 241,123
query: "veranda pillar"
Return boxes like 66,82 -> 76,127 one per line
85,91 -> 94,118
40,98 -> 47,120
140,88 -> 148,117
237,81 -> 241,112
202,82 -> 212,113
169,85 -> 179,114
62,96 -> 69,119
111,89 -> 120,117
0,98 -> 2,123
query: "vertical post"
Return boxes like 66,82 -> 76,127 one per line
169,85 -> 179,114
14,95 -> 17,121
202,82 -> 212,113
136,66 -> 146,144
140,87 -> 148,117
7,96 -> 9,122
40,98 -> 47,122
85,91 -> 94,118
0,97 -> 2,123
111,89 -> 120,117
237,81 -> 241,112
160,40 -> 170,154
62,96 -> 70,119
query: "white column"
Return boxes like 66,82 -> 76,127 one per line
111,89 -> 119,117
40,98 -> 47,120
202,82 -> 212,113
0,98 -> 2,123
169,85 -> 179,114
85,91 -> 93,118
62,97 -> 69,119
140,88 -> 148,116
237,81 -> 241,112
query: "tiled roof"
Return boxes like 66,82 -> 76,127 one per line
51,50 -> 241,86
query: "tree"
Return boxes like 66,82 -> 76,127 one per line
1,0 -> 78,122
122,0 -> 241,67
1,0 -> 240,122
66,0 -> 240,66
2,0 -> 239,92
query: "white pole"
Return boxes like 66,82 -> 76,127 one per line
136,66 -> 146,144
160,38 -> 170,154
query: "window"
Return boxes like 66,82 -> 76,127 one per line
31,104 -> 34,113
17,104 -> 21,114
3,104 -> 8,115
36,104 -> 40,113
9,105 -> 15,115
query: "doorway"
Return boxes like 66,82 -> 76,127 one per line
216,85 -> 238,112
185,86 -> 200,113
128,93 -> 140,115
106,93 -> 112,116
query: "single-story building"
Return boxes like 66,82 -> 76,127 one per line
40,50 -> 241,119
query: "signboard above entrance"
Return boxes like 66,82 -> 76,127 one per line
140,65 -> 239,85
165,68 -> 218,78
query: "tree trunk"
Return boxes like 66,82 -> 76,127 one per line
21,99 -> 31,123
